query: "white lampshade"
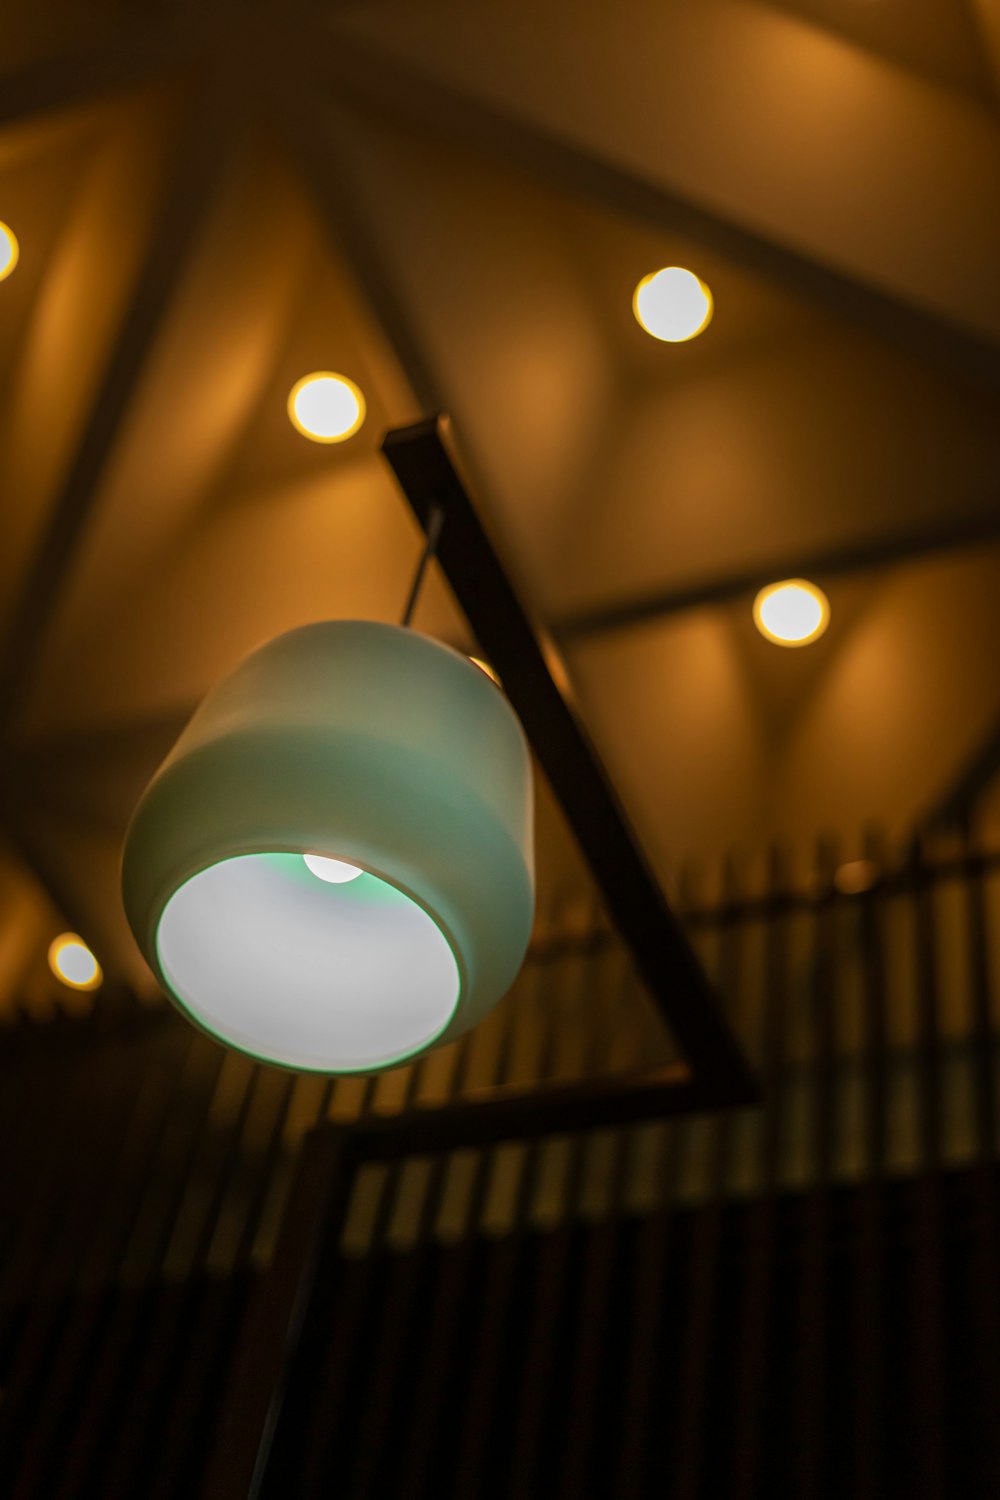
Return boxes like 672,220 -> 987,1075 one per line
122,621 -> 535,1073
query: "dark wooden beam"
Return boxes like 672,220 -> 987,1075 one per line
558,507 -> 1000,641
308,29 -> 1000,396
0,82 -> 242,737
383,416 -> 758,1108
273,85 -> 441,411
0,22 -> 209,130
924,709 -> 1000,831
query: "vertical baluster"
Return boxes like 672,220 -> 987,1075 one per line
393,989 -> 521,1500
346,1016 -> 508,1500
148,1066 -> 303,1500
672,853 -> 743,1500
49,1045 -> 250,1500
0,1043 -> 97,1377
447,990 -> 561,1499
853,826 -> 889,1500
2,1037 -> 146,1488
908,831 -> 946,1498
300,1067 -> 420,1495
555,949 -> 642,1500
615,859 -> 699,1499
731,845 -> 791,1500
6,1027 -> 197,1495
498,900 -> 605,1500
793,837 -> 839,1498
961,813 -> 1000,1486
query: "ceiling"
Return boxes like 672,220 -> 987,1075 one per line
1,0 -> 999,1002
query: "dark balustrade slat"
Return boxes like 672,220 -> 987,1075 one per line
961,817 -> 1000,1486
392,993 -> 523,1500
0,1032 -> 115,1295
853,826 -> 889,1500
5,1028 -> 197,1495
672,855 -> 743,1500
731,846 -> 791,1500
615,1119 -> 685,1498
145,1066 -> 302,1500
47,1040 -> 242,1500
793,838 -> 839,1500
291,1070 -> 417,1498
447,1010 -> 561,1500
345,1019 -> 502,1500
909,833 -> 947,1500
556,950 -> 646,1499
0,1043 -> 143,1480
614,858 -> 702,1499
485,918 -> 605,1500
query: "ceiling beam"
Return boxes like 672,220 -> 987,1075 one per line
924,710 -> 1000,831
967,0 -> 1000,100
557,507 -> 1000,643
273,84 -> 442,413
0,81 -> 244,739
305,28 -> 1000,397
0,20 -> 213,130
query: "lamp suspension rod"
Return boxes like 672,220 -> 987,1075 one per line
400,501 -> 445,627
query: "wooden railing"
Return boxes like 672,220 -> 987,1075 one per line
0,828 -> 998,1495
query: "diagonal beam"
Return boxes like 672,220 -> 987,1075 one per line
0,20 -> 214,130
967,0 -> 1000,100
272,83 -> 441,412
558,508 -> 1000,642
924,709 -> 1000,831
304,28 -> 1000,396
0,81 -> 244,738
383,417 -> 759,1109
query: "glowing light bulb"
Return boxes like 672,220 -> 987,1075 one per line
288,372 -> 365,442
753,580 -> 830,647
633,266 -> 713,342
48,933 -> 102,991
303,854 -> 364,884
0,222 -> 19,282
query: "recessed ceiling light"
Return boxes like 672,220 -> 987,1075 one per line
288,372 -> 365,443
0,222 -> 19,282
633,266 -> 713,342
48,933 -> 102,991
753,579 -> 830,647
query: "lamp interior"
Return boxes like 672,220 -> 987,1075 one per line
156,853 -> 461,1072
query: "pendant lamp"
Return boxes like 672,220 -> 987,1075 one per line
122,620 -> 535,1073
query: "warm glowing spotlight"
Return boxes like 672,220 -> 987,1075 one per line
48,933 -> 102,991
0,222 -> 19,282
303,853 -> 364,884
633,266 -> 713,342
469,656 -> 502,688
288,372 -> 365,442
753,579 -> 830,647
